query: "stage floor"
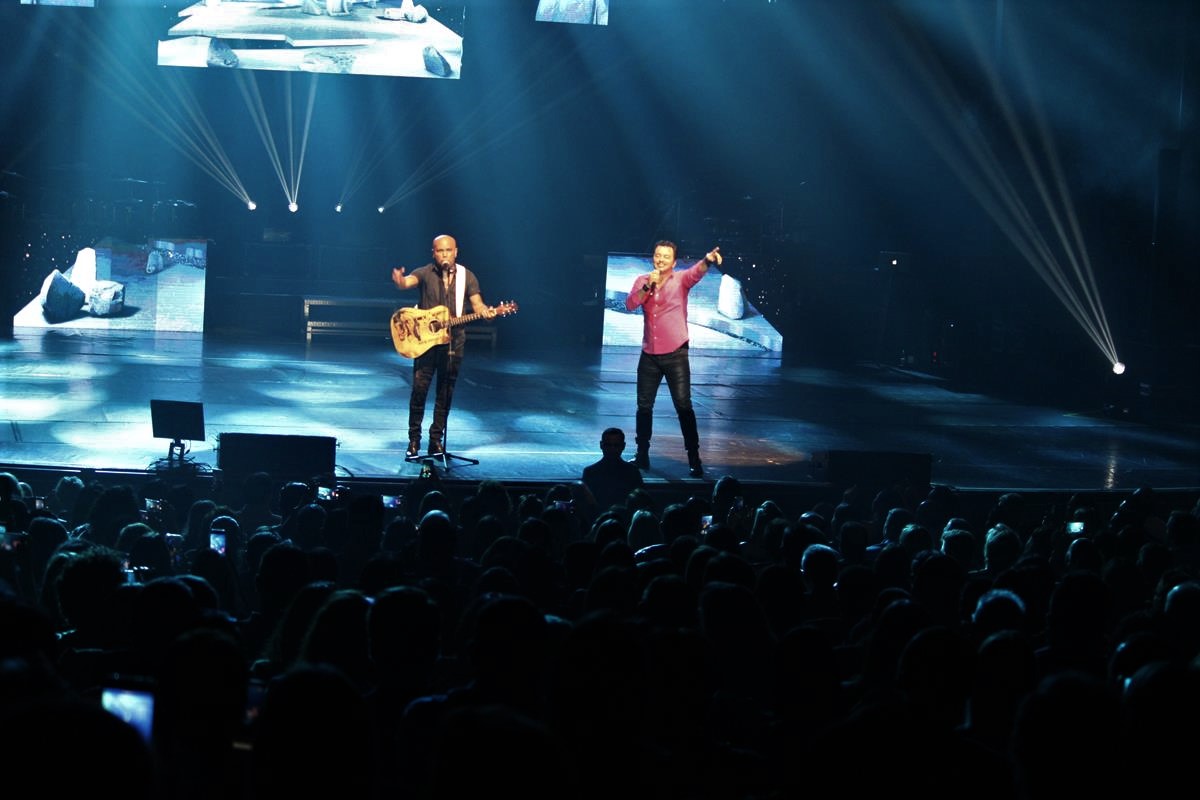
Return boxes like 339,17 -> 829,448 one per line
2,327 -> 1198,495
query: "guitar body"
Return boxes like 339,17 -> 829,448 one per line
391,301 -> 518,358
391,306 -> 451,358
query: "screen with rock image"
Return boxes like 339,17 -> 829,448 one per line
13,236 -> 208,333
156,1 -> 467,78
600,252 -> 783,354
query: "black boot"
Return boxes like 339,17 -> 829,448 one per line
631,409 -> 652,469
679,408 -> 703,477
408,412 -> 424,459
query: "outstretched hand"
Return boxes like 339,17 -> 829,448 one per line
705,247 -> 723,266
391,267 -> 407,288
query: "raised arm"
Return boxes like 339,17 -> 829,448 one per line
698,246 -> 722,274
392,266 -> 419,290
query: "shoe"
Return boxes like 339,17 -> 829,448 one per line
630,450 -> 650,470
687,451 -> 704,478
405,440 -> 420,458
428,440 -> 444,456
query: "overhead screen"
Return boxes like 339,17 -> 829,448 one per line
534,0 -> 608,26
157,1 -> 467,78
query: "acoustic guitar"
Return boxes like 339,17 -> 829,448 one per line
390,301 -> 518,358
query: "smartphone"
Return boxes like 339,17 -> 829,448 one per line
700,515 -> 713,531
209,532 -> 227,555
101,682 -> 155,744
144,498 -> 163,512
34,497 -> 47,511
316,486 -> 334,501
552,500 -> 573,512
1066,521 -> 1086,536
419,462 -> 434,480
381,494 -> 403,509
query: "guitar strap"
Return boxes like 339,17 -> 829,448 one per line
454,265 -> 466,317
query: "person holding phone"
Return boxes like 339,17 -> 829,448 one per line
625,241 -> 722,477
208,514 -> 240,558
0,471 -> 31,534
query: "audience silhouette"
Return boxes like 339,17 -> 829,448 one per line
0,460 -> 1197,800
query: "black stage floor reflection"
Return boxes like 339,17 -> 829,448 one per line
1,327 -> 1198,494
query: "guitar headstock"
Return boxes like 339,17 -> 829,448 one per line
493,301 -> 519,317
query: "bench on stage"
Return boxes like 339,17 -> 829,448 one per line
303,296 -> 498,352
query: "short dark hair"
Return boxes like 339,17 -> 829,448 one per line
601,427 -> 626,446
654,240 -> 677,256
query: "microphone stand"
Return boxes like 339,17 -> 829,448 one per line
427,420 -> 479,470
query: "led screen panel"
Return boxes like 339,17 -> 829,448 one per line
534,0 -> 607,26
601,252 -> 783,353
157,1 -> 466,78
13,235 -> 209,333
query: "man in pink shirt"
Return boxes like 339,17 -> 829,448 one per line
625,240 -> 723,477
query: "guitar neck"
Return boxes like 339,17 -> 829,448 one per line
447,310 -> 490,328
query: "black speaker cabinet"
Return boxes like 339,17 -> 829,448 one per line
218,433 -> 337,481
812,450 -> 932,491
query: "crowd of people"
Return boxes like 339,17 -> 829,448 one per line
1,462 -> 1199,799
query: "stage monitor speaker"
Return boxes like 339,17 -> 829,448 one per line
812,449 -> 932,492
218,433 -> 336,481
150,400 -> 206,442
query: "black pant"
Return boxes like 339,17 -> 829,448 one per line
635,344 -> 700,453
408,344 -> 462,444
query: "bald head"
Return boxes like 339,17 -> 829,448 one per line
432,235 -> 457,270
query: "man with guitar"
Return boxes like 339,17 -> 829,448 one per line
391,234 -> 498,459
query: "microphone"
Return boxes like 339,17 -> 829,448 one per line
645,277 -> 656,294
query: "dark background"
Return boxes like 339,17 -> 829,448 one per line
1,0 -> 1196,411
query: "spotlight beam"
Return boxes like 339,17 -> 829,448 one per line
378,40 -> 613,210
54,15 -> 252,206
236,71 -> 293,205
288,74 -> 319,207
858,2 -> 1121,366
